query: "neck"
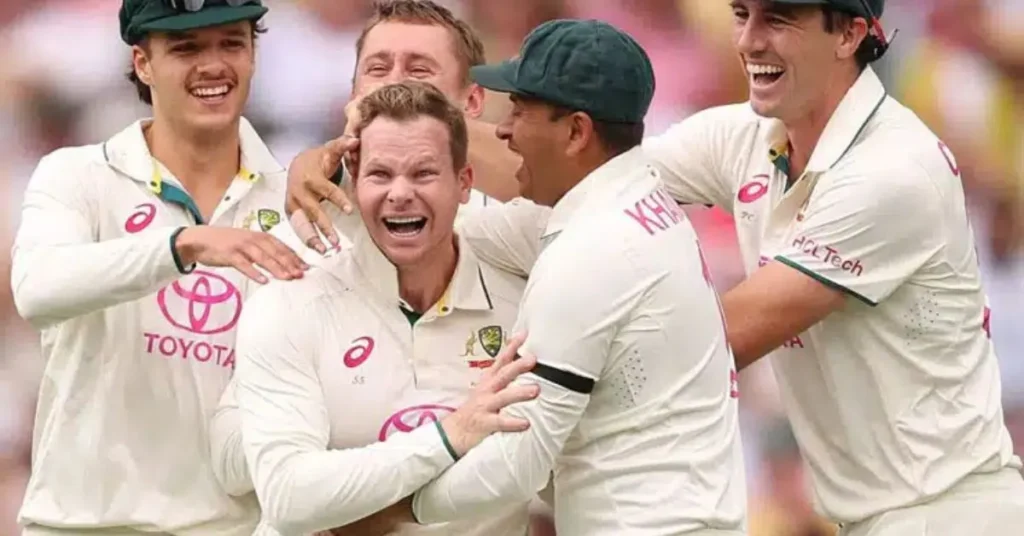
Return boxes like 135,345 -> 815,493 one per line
145,115 -> 241,195
784,67 -> 860,177
397,236 -> 459,313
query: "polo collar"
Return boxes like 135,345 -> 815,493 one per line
542,146 -> 648,240
760,66 -> 888,175
349,220 -> 495,316
102,116 -> 284,185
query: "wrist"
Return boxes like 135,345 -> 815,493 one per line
171,226 -> 200,273
435,420 -> 461,461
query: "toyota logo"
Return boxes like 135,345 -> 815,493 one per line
378,404 -> 456,441
157,270 -> 242,335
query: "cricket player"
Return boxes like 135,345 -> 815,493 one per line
206,0 -> 526,500
9,0 -> 309,534
401,20 -> 747,535
281,0 -> 520,256
232,81 -> 539,536
283,2 -> 1024,535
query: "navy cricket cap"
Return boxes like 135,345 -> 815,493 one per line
470,19 -> 655,125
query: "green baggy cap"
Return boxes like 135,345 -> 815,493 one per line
770,0 -> 885,19
120,0 -> 268,45
471,19 -> 655,124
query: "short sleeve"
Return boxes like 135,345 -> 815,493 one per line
774,163 -> 944,306
642,106 -> 746,211
456,198 -> 549,278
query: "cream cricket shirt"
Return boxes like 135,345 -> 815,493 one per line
642,67 -> 1022,523
413,148 -> 747,535
232,220 -> 530,536
10,118 -> 288,534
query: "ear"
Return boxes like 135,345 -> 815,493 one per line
132,43 -> 154,87
564,112 -> 595,158
457,163 -> 474,204
463,84 -> 485,119
836,17 -> 869,61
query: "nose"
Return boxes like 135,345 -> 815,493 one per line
496,115 -> 512,141
386,176 -> 415,206
735,17 -> 767,56
195,51 -> 231,79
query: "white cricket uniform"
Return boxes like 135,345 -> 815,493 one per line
230,220 -> 530,536
10,118 -> 288,535
641,67 -> 1024,530
412,148 -> 747,535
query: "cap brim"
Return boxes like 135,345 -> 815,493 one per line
138,5 -> 268,34
470,60 -> 521,94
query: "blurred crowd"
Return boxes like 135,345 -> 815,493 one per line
0,1 -> 1021,535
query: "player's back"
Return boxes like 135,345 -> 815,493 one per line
529,153 -> 746,534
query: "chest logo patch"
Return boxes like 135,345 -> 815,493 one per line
157,270 -> 242,335
257,209 -> 281,232
737,174 -> 770,204
125,203 -> 157,233
379,404 -> 456,441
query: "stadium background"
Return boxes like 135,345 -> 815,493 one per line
0,0 -> 1021,534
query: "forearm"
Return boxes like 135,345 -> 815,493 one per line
251,423 -> 455,536
11,227 -> 187,328
413,380 -> 584,524
466,118 -> 520,202
722,262 -> 846,370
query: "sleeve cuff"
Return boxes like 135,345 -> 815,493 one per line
169,226 -> 196,275
773,255 -> 877,306
434,420 -> 460,462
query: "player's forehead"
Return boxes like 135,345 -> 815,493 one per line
360,117 -> 452,168
730,0 -> 807,16
358,21 -> 460,67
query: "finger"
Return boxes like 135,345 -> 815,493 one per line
260,235 -> 309,276
486,352 -> 537,392
296,190 -> 339,249
311,177 -> 353,216
486,383 -> 540,413
494,414 -> 531,433
231,254 -> 267,284
244,242 -> 293,281
483,333 -> 526,380
289,211 -> 326,255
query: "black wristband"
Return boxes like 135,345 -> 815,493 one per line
169,226 -> 195,275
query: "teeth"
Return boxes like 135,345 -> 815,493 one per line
385,217 -> 425,224
191,85 -> 229,98
747,64 -> 785,75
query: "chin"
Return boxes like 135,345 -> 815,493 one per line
380,245 -> 428,269
748,98 -> 781,119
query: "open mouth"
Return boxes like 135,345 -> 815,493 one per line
189,84 -> 232,104
747,63 -> 785,87
383,216 -> 427,237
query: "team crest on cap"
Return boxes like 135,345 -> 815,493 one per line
258,209 -> 281,232
478,326 -> 503,358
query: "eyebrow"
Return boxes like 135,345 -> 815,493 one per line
165,28 -> 247,43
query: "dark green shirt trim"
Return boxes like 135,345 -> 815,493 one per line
169,227 -> 195,275
400,306 -> 423,326
434,420 -> 459,461
773,255 -> 877,307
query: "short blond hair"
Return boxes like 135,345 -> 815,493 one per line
358,81 -> 469,170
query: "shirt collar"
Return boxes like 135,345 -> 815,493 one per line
102,116 -> 284,184
542,146 -> 649,239
761,66 -> 888,174
349,222 -> 494,315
